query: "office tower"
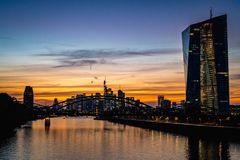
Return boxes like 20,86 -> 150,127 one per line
23,86 -> 34,108
103,80 -> 114,109
172,102 -> 177,108
53,98 -> 60,110
182,14 -> 229,115
162,99 -> 171,108
157,95 -> 164,107
118,89 -> 125,108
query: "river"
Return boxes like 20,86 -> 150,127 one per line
0,117 -> 240,160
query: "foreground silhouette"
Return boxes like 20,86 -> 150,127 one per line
0,93 -> 33,138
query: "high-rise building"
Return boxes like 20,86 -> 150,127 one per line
162,99 -> 171,108
172,102 -> 177,108
182,14 -> 229,115
118,89 -> 125,108
53,98 -> 60,110
103,80 -> 114,109
23,86 -> 34,108
157,95 -> 164,107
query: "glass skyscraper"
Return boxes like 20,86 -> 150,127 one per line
23,86 -> 34,108
182,14 -> 229,115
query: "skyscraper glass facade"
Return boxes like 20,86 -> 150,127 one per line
23,86 -> 34,108
182,15 -> 229,115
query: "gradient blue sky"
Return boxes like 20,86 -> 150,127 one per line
0,0 -> 239,105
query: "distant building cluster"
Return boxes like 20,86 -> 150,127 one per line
230,105 -> 240,116
51,80 -> 143,114
157,95 -> 185,109
157,95 -> 171,108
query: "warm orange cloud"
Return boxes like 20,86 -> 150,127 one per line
0,48 -> 239,106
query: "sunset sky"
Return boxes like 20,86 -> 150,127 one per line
0,0 -> 239,105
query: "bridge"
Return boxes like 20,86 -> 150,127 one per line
34,94 -> 155,117
30,80 -> 236,126
32,80 -> 160,119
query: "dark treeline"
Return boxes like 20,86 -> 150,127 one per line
0,93 -> 33,138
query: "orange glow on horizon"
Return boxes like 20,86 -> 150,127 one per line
2,80 -> 239,106
0,51 -> 239,106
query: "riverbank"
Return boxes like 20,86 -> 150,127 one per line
107,118 -> 240,140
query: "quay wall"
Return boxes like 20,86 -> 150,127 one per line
107,118 -> 240,140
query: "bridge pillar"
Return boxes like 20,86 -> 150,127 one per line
45,117 -> 51,126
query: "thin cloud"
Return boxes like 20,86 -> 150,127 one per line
231,74 -> 240,80
127,93 -> 185,97
126,86 -> 185,92
8,91 -> 80,98
135,62 -> 182,72
175,71 -> 184,74
32,48 -> 181,69
143,80 -> 183,85
34,48 -> 181,59
53,58 -> 113,68
32,84 -> 102,89
54,59 -> 99,68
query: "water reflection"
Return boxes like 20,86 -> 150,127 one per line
45,125 -> 50,133
0,117 -> 240,160
188,137 -> 230,160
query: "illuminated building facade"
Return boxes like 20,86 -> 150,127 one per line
118,89 -> 125,108
182,14 -> 229,115
157,95 -> 164,108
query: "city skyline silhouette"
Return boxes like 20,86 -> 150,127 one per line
0,0 -> 239,106
1,1 -> 240,160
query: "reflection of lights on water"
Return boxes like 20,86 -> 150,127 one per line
165,117 -> 169,121
45,125 -> 50,132
45,117 -> 51,127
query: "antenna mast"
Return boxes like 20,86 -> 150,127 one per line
210,7 -> 213,19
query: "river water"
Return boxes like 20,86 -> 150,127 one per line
0,117 -> 240,160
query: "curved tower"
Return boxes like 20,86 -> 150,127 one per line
182,14 -> 229,115
23,86 -> 34,108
